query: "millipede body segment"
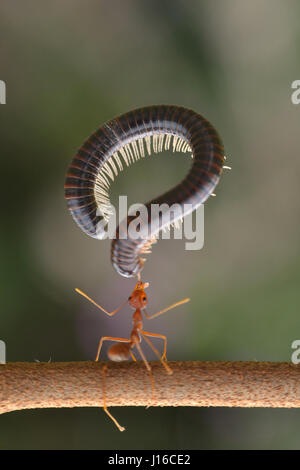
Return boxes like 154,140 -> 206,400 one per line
64,105 -> 225,277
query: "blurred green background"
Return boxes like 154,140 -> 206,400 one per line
1,0 -> 300,450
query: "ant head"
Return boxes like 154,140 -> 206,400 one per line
128,281 -> 149,309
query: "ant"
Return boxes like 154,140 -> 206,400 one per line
75,274 -> 190,431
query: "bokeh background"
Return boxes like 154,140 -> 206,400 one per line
1,0 -> 300,450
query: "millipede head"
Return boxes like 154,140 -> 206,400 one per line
65,105 -> 225,278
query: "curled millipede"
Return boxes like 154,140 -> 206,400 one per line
64,105 -> 225,278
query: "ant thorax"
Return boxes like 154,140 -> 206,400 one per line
132,309 -> 143,324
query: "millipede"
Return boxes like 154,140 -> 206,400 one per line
64,105 -> 228,431
64,104 -> 227,278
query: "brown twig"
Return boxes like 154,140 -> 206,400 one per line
1,361 -> 300,414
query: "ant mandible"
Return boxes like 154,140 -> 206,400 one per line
75,274 -> 190,431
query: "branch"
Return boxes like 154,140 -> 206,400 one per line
1,361 -> 300,414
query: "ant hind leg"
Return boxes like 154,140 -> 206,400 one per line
134,341 -> 155,407
102,364 -> 125,432
141,331 -> 172,375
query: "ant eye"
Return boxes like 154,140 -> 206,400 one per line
128,295 -> 132,301
142,296 -> 146,302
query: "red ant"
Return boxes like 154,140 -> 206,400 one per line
75,275 -> 190,431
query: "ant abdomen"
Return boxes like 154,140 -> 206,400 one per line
107,342 -> 131,362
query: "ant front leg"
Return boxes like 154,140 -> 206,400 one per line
75,288 -> 128,317
144,297 -> 190,320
